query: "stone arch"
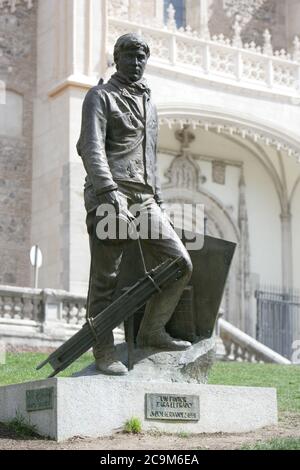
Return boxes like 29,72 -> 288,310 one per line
157,103 -> 300,163
162,171 -> 248,331
157,105 -> 300,331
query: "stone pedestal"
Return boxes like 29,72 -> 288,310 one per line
0,377 -> 278,441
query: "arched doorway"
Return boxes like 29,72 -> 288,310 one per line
160,140 -> 252,333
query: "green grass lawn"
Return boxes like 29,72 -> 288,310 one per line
209,362 -> 300,413
0,352 -> 94,386
241,437 -> 300,450
0,353 -> 299,414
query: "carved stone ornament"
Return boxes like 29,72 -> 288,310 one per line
165,125 -> 206,191
175,124 -> 196,150
165,154 -> 205,191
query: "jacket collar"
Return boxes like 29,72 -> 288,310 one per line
109,72 -> 151,97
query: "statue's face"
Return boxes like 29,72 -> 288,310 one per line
117,47 -> 148,82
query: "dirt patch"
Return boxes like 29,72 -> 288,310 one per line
0,413 -> 299,450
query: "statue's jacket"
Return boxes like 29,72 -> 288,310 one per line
77,75 -> 162,213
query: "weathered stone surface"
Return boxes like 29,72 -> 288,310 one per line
0,377 -> 278,441
0,3 -> 37,287
73,337 -> 215,384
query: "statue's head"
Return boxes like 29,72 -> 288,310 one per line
113,33 -> 150,82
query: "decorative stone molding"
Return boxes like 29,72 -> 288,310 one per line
108,16 -> 300,106
165,154 -> 205,192
232,15 -> 243,48
164,125 -> 206,191
166,3 -> 177,31
175,124 -> 195,150
108,3 -> 298,61
158,113 -> 300,163
263,28 -> 273,56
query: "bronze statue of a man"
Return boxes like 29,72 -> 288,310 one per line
77,33 -> 193,376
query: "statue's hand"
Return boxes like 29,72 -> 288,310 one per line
98,189 -> 121,214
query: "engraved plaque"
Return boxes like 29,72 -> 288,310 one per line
26,387 -> 54,412
146,394 -> 199,421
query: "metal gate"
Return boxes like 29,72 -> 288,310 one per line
255,288 -> 300,359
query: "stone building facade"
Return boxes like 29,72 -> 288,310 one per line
0,0 -> 300,341
0,1 -> 37,286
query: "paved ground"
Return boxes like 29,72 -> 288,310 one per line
0,413 -> 299,450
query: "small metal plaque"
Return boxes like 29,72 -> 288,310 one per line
146,393 -> 199,421
26,387 -> 54,412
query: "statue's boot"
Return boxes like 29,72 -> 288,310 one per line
93,332 -> 128,376
137,253 -> 193,350
95,351 -> 128,376
137,328 -> 191,350
136,291 -> 192,351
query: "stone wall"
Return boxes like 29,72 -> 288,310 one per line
0,2 -> 37,286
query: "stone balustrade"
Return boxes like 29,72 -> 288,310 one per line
0,285 -> 87,351
0,285 -> 87,353
218,317 -> 291,364
107,16 -> 300,102
0,285 -> 86,325
0,285 -> 43,323
0,285 -> 126,351
0,285 -> 293,363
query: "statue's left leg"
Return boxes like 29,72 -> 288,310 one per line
135,198 -> 193,350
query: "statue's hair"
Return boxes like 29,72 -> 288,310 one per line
113,33 -> 150,65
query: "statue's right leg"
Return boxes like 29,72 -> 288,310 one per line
86,209 -> 128,375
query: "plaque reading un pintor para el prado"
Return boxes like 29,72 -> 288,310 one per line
146,393 -> 200,421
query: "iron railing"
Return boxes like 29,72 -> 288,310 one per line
255,287 -> 300,359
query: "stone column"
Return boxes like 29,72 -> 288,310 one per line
237,171 -> 252,335
280,210 -> 295,356
185,0 -> 210,39
280,211 -> 293,292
